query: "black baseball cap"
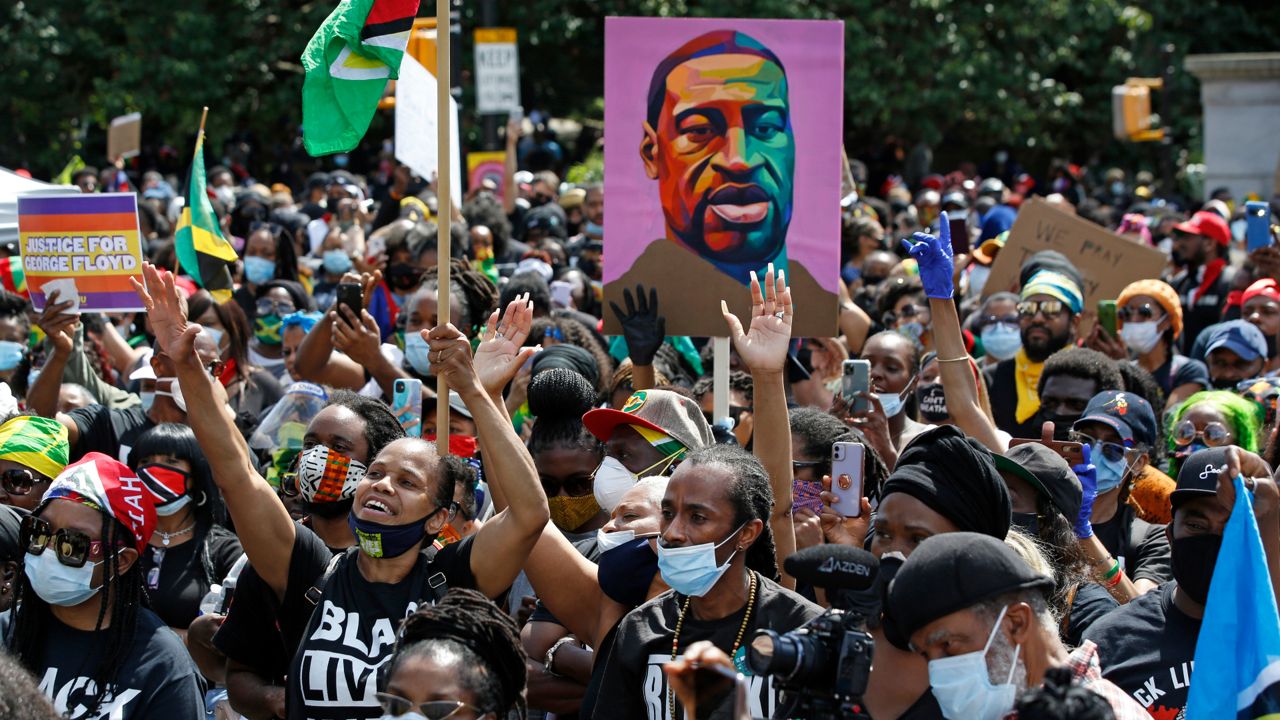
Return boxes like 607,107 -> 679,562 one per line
1072,391 -> 1157,448
1172,446 -> 1231,510
888,532 -> 1054,642
993,443 -> 1082,522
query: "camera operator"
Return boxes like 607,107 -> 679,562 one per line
886,532 -> 1147,719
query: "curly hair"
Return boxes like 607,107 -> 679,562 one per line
692,371 -> 754,407
1167,390 -> 1265,473
680,444 -> 779,581
461,191 -> 513,255
1037,348 -> 1123,397
609,360 -> 671,406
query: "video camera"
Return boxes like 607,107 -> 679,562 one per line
746,545 -> 879,720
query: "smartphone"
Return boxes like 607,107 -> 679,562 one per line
336,283 -> 363,319
509,105 -> 524,123
1247,201 -> 1274,252
1096,300 -> 1118,338
841,360 -> 871,414
1008,437 -> 1085,466
829,442 -> 865,517
948,217 -> 970,255
549,280 -> 574,309
392,378 -> 423,438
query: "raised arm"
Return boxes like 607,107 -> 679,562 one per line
27,292 -> 78,423
722,265 -> 797,588
609,285 -> 665,393
132,264 -> 297,599
503,118 -> 521,216
293,313 -> 367,390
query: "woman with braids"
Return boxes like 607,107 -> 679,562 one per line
400,259 -> 500,379
2,453 -> 204,717
377,589 -> 528,720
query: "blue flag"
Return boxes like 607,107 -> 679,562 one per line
1185,475 -> 1280,719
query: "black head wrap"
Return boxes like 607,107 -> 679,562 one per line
0,505 -> 22,562
531,344 -> 600,386
881,425 -> 1011,540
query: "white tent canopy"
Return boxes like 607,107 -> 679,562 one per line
0,169 -> 77,247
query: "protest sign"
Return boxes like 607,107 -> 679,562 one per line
467,151 -> 506,200
107,113 -> 142,160
395,55 -> 461,196
602,17 -> 844,337
982,197 -> 1167,309
17,193 -> 144,312
474,28 -> 520,115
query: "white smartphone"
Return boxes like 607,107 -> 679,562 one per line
830,441 -> 865,517
549,280 -> 574,309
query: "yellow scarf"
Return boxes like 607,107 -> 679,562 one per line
1014,348 -> 1045,423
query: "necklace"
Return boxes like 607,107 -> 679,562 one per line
668,570 -> 757,719
154,522 -> 196,547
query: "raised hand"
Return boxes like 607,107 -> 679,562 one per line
609,284 -> 665,366
472,293 -> 538,397
331,305 -> 383,366
1072,442 -> 1098,539
36,290 -> 79,357
720,263 -> 793,374
901,209 -> 955,299
130,263 -> 197,362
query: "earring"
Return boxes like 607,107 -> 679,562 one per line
195,491 -> 208,507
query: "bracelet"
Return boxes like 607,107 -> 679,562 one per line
1104,568 -> 1125,589
544,636 -> 578,678
1101,557 -> 1121,581
937,356 -> 970,363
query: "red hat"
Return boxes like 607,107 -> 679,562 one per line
1244,278 -> 1280,306
1173,211 -> 1231,246
41,453 -> 157,553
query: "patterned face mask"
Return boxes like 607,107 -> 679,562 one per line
289,444 -> 367,503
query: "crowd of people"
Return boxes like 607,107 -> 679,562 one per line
0,115 -> 1279,720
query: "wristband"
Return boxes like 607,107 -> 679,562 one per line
544,636 -> 578,678
1104,568 -> 1125,589
1101,558 -> 1120,582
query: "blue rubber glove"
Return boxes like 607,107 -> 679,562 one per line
1072,442 -> 1098,539
900,209 -> 954,299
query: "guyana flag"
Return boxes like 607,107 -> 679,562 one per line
300,0 -> 420,156
174,130 -> 237,302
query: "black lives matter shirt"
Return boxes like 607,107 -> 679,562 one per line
284,525 -> 476,720
1082,582 -> 1199,719
4,608 -> 204,719
591,573 -> 823,720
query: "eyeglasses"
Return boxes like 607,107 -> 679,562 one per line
980,314 -> 1020,329
1067,432 -> 1130,464
20,515 -> 121,568
1017,300 -> 1066,318
1118,304 -> 1163,323
792,459 -> 824,475
702,405 -> 750,425
374,693 -> 491,720
1173,420 -> 1232,448
0,468 -> 43,496
256,298 -> 296,316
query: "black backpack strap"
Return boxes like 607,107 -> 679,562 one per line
304,548 -> 355,607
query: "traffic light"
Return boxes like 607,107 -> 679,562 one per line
1112,78 -> 1165,142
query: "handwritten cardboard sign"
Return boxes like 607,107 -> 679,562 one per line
982,197 -> 1167,309
107,113 -> 142,160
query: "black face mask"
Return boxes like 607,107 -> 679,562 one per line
916,383 -> 949,422
1035,411 -> 1079,440
1171,533 -> 1223,605
1267,335 -> 1277,359
577,258 -> 600,281
597,538 -> 659,607
386,263 -> 421,291
863,275 -> 887,288
1211,375 -> 1241,391
1011,511 -> 1039,536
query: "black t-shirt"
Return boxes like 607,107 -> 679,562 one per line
1148,354 -> 1209,396
68,404 -> 153,463
9,608 -> 204,719
1063,581 -> 1118,648
591,573 -> 823,720
1092,503 -> 1173,586
285,525 -> 477,720
140,525 -> 243,629
983,359 -> 1041,439
1170,263 -> 1233,356
1083,582 -> 1199,717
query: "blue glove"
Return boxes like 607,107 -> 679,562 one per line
1072,442 -> 1098,540
900,209 -> 954,299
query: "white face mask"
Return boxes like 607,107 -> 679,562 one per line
592,457 -> 638,513
927,605 -> 1022,720
1119,320 -> 1161,355
597,528 -> 657,552
154,377 -> 187,412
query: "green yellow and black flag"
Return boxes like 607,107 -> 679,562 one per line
175,109 -> 237,302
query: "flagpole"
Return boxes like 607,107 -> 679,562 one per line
435,0 -> 452,458
198,106 -> 208,139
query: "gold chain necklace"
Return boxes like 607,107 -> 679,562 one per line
668,571 -> 757,720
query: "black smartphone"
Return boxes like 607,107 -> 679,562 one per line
948,217 -> 970,255
336,283 -> 362,319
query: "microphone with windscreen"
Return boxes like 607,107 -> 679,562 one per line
784,544 -> 879,592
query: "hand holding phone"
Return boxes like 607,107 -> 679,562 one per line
1247,201 -> 1274,253
1096,300 -> 1117,338
841,360 -> 871,414
828,441 -> 865,517
392,379 -> 423,438
336,283 -> 363,322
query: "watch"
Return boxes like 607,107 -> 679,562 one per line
544,636 -> 578,678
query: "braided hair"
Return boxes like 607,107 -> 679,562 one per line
527,368 -> 602,459
384,588 -> 528,719
418,259 -> 499,337
682,444 -> 779,581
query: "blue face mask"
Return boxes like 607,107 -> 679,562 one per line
877,391 -> 906,418
404,332 -> 432,375
657,523 -> 745,597
243,256 -> 276,286
0,340 -> 26,372
201,325 -> 225,350
25,550 -> 102,606
1093,442 -> 1129,494
347,509 -> 440,558
140,390 -> 156,413
322,249 -> 353,275
584,220 -> 604,237
897,321 -> 925,342
981,323 -> 1022,361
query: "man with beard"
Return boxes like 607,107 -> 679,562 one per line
985,263 -> 1085,438
887,532 -> 1148,720
1083,446 -> 1280,718
1167,210 -> 1233,355
1201,319 -> 1267,390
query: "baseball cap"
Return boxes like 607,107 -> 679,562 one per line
1172,446 -> 1231,510
888,532 -> 1054,642
425,391 -> 473,421
972,230 -> 1007,266
993,444 -> 1082,522
583,389 -> 713,453
129,348 -> 157,381
1204,319 -> 1268,362
1072,390 -> 1157,448
1173,210 -> 1231,246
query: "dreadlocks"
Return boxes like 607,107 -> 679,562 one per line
420,259 -> 499,336
682,444 -> 780,581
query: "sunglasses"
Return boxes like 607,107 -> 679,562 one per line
1017,300 -> 1066,318
374,693 -> 490,720
792,459 -> 824,475
702,405 -> 750,425
20,515 -> 121,568
1067,432 -> 1130,464
1118,304 -> 1163,323
1,468 -> 44,496
980,314 -> 1020,329
256,298 -> 296,316
1173,420 -> 1232,448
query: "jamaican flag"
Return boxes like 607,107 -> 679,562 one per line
300,0 -> 419,156
174,129 -> 237,302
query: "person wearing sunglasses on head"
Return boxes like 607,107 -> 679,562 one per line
0,415 -> 69,513
1096,279 -> 1208,411
1165,390 -> 1263,478
1,453 -> 204,718
248,280 -> 313,383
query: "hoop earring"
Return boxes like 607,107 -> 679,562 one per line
195,491 -> 208,507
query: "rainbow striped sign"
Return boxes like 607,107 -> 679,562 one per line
17,193 -> 144,312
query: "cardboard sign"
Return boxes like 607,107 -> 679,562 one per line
107,113 -> 142,160
474,27 -> 520,115
602,17 -> 844,337
17,193 -> 145,312
982,197 -> 1167,309
467,151 -> 506,200
395,55 -> 462,197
